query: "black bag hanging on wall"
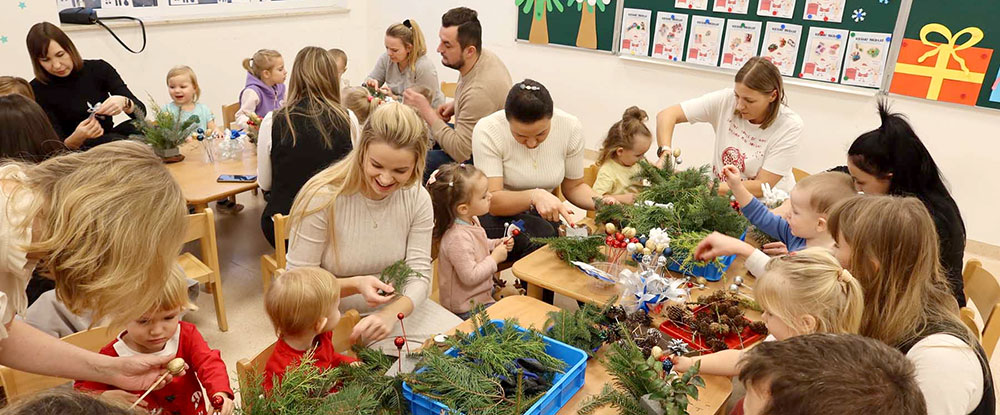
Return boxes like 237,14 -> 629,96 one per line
58,7 -> 147,54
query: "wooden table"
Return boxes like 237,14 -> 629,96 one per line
448,296 -> 734,415
167,143 -> 258,212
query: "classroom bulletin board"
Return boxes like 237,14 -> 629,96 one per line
515,0 -> 620,52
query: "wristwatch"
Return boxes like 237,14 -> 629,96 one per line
123,97 -> 133,112
656,146 -> 671,158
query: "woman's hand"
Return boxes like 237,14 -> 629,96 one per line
350,310 -> 394,344
94,96 -> 130,117
353,275 -> 396,308
104,354 -> 187,392
364,79 -> 380,90
101,390 -> 144,408
694,232 -> 754,262
66,117 -> 104,148
531,189 -> 572,224
213,393 -> 235,415
761,241 -> 789,256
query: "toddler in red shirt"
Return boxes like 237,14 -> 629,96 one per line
75,270 -> 234,414
263,266 -> 358,393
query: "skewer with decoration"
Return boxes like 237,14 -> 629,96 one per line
130,358 -> 186,409
604,223 -> 638,271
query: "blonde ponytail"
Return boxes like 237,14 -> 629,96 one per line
243,49 -> 283,79
757,247 -> 865,336
387,19 -> 427,70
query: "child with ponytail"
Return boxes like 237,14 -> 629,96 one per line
593,106 -> 654,204
235,49 -> 287,129
673,247 -> 864,377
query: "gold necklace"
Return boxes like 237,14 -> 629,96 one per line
361,195 -> 380,229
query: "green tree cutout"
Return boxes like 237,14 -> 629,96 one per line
567,0 -> 611,49
516,0 -> 564,44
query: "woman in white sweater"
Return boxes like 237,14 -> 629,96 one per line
285,102 -> 443,345
472,79 -> 615,262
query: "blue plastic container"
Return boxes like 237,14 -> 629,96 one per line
666,229 -> 748,281
402,320 -> 588,415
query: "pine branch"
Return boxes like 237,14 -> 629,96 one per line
578,384 -> 646,415
379,260 -> 422,295
531,235 -> 606,264
131,97 -> 200,150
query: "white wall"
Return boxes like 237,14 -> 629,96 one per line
2,0 -> 996,245
367,0 -> 1000,245
0,0 -> 372,124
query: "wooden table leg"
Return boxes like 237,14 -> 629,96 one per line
526,282 -> 544,300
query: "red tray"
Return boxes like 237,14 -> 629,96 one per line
658,305 -> 766,354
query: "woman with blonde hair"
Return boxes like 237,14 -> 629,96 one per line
0,140 -> 188,391
655,57 -> 802,195
366,19 -> 445,108
829,195 -> 993,415
257,46 -> 361,247
286,102 -> 447,347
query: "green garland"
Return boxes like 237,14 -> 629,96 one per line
131,98 -> 200,150
531,235 -> 606,264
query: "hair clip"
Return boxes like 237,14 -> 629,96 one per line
518,83 -> 541,91
427,168 -> 443,185
403,19 -> 412,28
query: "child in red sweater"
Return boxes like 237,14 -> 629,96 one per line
263,266 -> 358,393
75,271 -> 234,414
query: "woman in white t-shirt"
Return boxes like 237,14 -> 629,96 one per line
472,80 -> 616,261
655,57 -> 802,195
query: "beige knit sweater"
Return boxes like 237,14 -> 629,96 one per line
430,50 -> 512,162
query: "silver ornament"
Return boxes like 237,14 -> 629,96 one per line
729,284 -> 740,294
674,156 -> 683,165
734,275 -> 744,286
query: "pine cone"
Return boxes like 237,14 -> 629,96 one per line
749,321 -> 769,335
665,305 -> 688,323
707,338 -> 729,352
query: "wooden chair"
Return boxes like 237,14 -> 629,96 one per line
222,102 -> 240,129
0,326 -> 116,402
260,214 -> 289,294
235,309 -> 360,407
961,307 -> 982,341
440,82 -> 458,99
962,259 -> 1000,357
582,164 -> 601,220
792,167 -> 810,182
180,208 -> 228,331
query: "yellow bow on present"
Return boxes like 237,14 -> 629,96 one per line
896,23 -> 987,100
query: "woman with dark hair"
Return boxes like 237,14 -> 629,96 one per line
25,22 -> 145,150
471,79 -> 616,262
845,101 -> 967,307
0,94 -> 65,161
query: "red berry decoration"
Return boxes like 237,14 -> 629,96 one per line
397,312 -> 405,320
211,395 -> 224,410
606,236 -> 614,245
394,336 -> 406,349
512,229 -> 521,236
615,233 -> 625,242
658,355 -> 669,362
631,237 -> 639,243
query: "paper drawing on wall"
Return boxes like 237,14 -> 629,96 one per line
674,0 -> 708,11
720,20 -> 761,69
889,23 -> 993,106
756,0 -> 796,19
713,0 -> 749,15
803,0 -> 845,23
841,31 -> 891,88
651,12 -> 689,61
801,26 -> 848,82
761,22 -> 802,75
686,16 -> 725,66
620,8 -> 652,56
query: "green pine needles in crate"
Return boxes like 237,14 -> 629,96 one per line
531,235 -> 606,264
543,297 -> 619,356
579,334 -> 704,415
131,99 -> 200,151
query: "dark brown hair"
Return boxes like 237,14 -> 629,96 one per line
441,7 -> 482,55
0,389 -> 143,415
734,57 -> 785,129
25,22 -> 84,85
428,163 -> 485,239
597,106 -> 652,165
738,333 -> 926,415
0,76 -> 35,100
0,94 -> 64,161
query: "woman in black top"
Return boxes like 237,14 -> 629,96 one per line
257,47 -> 355,247
845,101 -> 967,307
26,22 -> 145,150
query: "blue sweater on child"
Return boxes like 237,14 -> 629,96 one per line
742,198 -> 806,252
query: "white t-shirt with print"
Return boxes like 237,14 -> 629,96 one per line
680,88 -> 803,191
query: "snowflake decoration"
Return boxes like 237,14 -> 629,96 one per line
0,36 -> 7,44
852,8 -> 866,22
879,0 -> 889,4
18,2 -> 27,9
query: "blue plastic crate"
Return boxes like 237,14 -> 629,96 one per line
402,320 -> 588,415
666,229 -> 748,281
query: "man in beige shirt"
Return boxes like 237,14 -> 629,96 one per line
403,7 -> 512,182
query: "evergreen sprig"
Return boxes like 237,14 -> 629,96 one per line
379,260 -> 422,295
531,235 -> 606,264
131,98 -> 200,150
448,307 -> 565,378
237,351 -> 342,415
544,297 -> 619,356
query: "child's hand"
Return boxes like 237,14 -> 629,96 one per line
670,355 -> 694,372
491,243 -> 510,264
102,389 -> 144,407
694,232 -> 754,261
503,237 -> 515,252
721,165 -> 743,188
212,392 -> 235,415
600,195 -> 620,206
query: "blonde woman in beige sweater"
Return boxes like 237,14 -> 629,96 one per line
286,103 -> 438,346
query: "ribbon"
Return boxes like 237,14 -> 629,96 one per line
619,269 -> 689,312
895,23 -> 987,101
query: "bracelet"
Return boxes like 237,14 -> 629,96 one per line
123,98 -> 133,111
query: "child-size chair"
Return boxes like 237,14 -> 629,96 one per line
260,214 -> 289,294
962,259 -> 1000,358
221,103 -> 240,129
0,326 -> 116,402
235,309 -> 360,407
180,208 -> 228,331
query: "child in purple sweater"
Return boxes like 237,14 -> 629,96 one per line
427,163 -> 513,318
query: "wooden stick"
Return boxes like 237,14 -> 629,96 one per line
129,371 -> 170,409
130,358 -> 186,410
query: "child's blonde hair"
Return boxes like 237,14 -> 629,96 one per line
328,48 -> 347,69
166,65 -> 201,102
289,103 -> 428,268
147,267 -> 193,314
794,171 -> 856,215
386,19 -> 427,71
427,163 -> 486,239
4,141 -> 187,328
757,247 -> 864,336
597,106 -> 652,166
0,76 -> 35,100
342,87 -> 380,125
265,267 -> 341,336
828,195 -> 973,349
242,49 -> 282,80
